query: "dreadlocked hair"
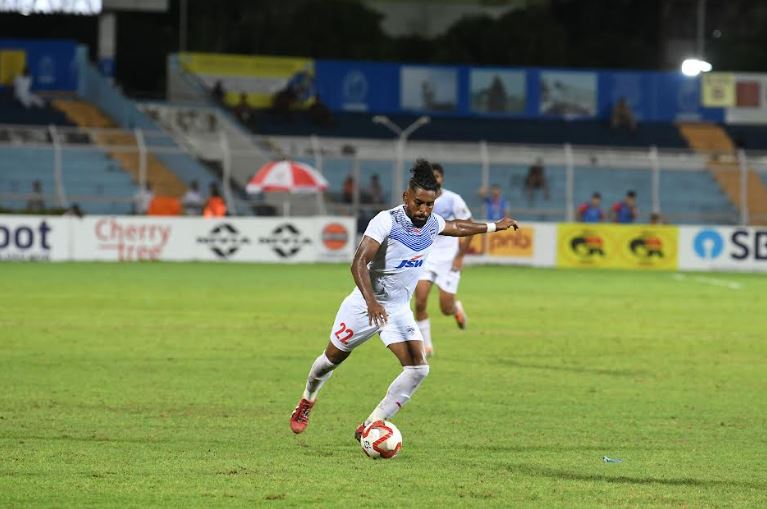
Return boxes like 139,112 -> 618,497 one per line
408,159 -> 439,192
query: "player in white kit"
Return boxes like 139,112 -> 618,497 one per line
289,160 -> 518,439
414,163 -> 472,357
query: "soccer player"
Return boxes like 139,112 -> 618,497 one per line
414,163 -> 472,358
289,159 -> 518,439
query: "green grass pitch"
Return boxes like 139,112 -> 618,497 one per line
1,263 -> 765,507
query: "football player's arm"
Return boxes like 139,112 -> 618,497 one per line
441,217 -> 518,237
351,236 -> 388,326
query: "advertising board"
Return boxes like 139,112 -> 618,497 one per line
557,224 -> 678,270
678,226 -> 767,272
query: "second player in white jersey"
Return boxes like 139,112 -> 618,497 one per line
289,159 -> 518,441
415,164 -> 472,356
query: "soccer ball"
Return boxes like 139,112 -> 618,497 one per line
360,420 -> 402,459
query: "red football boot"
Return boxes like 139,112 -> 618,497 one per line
290,398 -> 315,434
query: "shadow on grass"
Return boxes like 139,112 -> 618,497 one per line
493,359 -> 645,377
507,463 -> 765,490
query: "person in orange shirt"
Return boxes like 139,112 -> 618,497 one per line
203,183 -> 227,217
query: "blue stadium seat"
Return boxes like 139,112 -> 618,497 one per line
319,159 -> 735,224
0,147 -> 137,215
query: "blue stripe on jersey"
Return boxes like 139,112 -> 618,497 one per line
388,208 -> 439,251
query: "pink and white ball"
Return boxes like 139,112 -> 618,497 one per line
360,420 -> 402,459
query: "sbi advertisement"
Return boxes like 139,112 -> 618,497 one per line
679,227 -> 767,271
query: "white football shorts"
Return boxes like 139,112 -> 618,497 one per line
328,293 -> 423,352
418,259 -> 461,295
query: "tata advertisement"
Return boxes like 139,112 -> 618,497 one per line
679,226 -> 767,272
557,224 -> 679,270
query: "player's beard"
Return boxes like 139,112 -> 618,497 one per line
411,215 -> 428,228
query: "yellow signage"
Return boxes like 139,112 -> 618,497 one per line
557,224 -> 678,270
0,50 -> 26,86
702,72 -> 736,107
180,52 -> 314,108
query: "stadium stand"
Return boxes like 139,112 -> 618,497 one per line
0,95 -> 73,126
247,111 -> 690,148
314,157 -> 735,224
678,122 -> 767,224
0,146 -> 135,214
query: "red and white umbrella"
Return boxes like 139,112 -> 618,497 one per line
247,160 -> 329,193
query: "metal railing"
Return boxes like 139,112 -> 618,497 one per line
2,121 -> 766,224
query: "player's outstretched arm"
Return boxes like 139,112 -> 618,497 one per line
441,217 -> 519,237
351,236 -> 389,326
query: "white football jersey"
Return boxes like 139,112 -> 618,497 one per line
429,188 -> 471,264
354,205 -> 446,305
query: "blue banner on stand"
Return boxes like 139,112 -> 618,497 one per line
315,60 -> 400,114
314,59 -> 725,122
0,39 -> 78,91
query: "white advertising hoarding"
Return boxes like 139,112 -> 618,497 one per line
0,216 -> 70,261
70,216 -> 356,263
678,226 -> 767,272
0,216 -> 355,263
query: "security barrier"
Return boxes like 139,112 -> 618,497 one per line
2,215 -> 765,272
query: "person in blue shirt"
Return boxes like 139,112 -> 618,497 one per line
480,184 -> 510,220
577,192 -> 604,223
611,191 -> 638,223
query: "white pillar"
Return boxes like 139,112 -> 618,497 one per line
737,148 -> 749,225
564,143 -> 574,222
48,125 -> 67,208
219,131 -> 237,215
134,128 -> 147,194
649,145 -> 661,214
98,12 -> 116,78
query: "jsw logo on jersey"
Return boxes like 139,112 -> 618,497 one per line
395,255 -> 424,269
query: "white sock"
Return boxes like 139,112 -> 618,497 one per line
366,365 -> 430,423
302,353 -> 337,401
417,319 -> 432,351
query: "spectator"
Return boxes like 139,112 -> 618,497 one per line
479,184 -> 510,220
524,158 -> 549,204
611,97 -> 636,132
26,180 -> 45,212
182,180 -> 204,216
133,182 -> 153,215
14,67 -> 45,109
611,190 -> 638,223
365,174 -> 384,204
308,94 -> 333,127
342,175 -> 354,204
211,80 -> 226,105
234,92 -> 252,125
203,183 -> 227,217
63,203 -> 84,218
577,192 -> 604,223
650,212 -> 664,225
